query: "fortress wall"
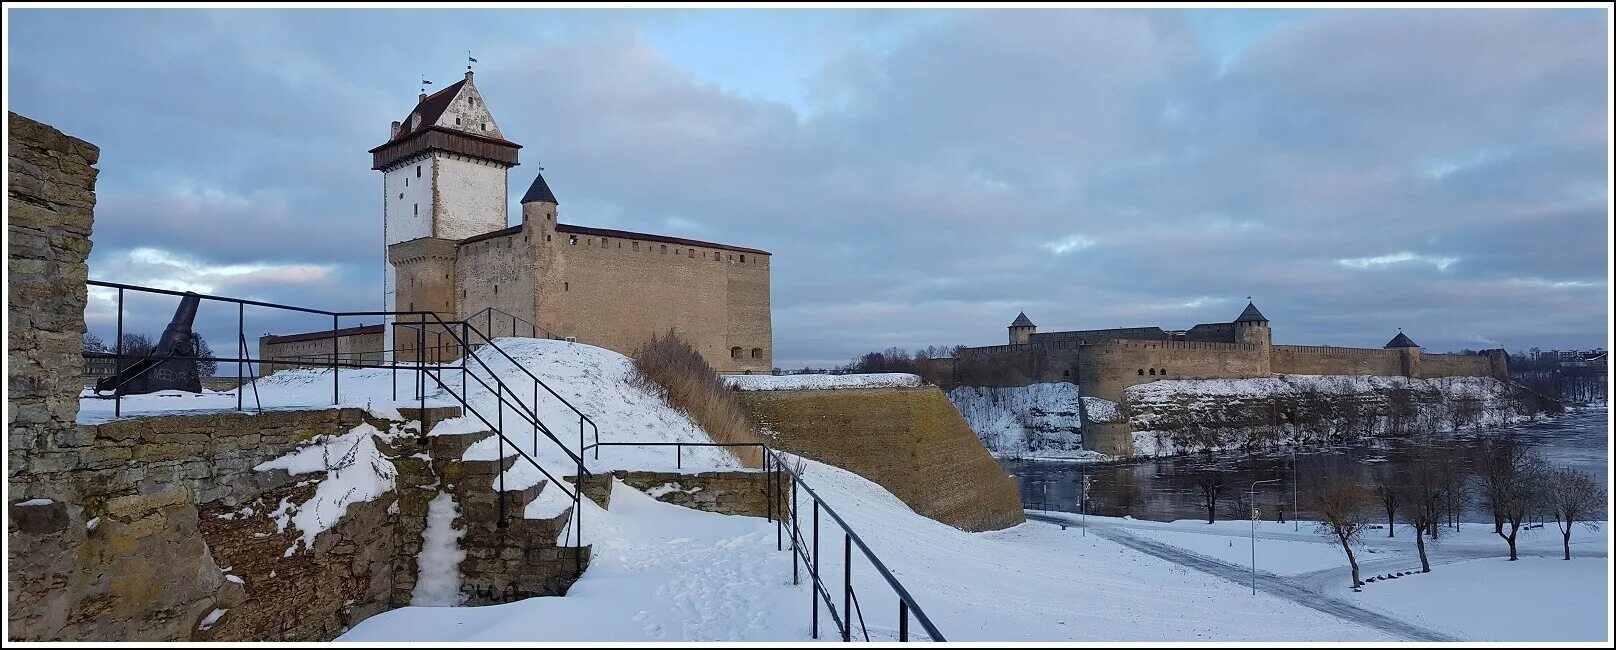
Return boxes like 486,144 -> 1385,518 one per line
951,344 -> 1081,388
1419,352 -> 1493,379
1271,344 -> 1405,377
737,387 -> 1025,532
1076,340 -> 1269,402
725,253 -> 773,373
457,227 -> 536,329
532,226 -> 770,373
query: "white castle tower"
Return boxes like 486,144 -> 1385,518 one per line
369,70 -> 520,356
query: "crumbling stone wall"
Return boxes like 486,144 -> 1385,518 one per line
609,469 -> 789,520
7,111 -> 97,484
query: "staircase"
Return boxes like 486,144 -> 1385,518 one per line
398,407 -> 592,606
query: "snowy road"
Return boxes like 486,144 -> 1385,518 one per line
1024,513 -> 1457,642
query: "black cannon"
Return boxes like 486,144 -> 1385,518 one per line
95,293 -> 205,395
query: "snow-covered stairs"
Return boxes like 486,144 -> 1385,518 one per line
423,423 -> 592,606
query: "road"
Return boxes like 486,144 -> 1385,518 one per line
1025,512 -> 1458,642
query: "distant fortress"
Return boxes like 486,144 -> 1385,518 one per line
936,302 -> 1511,456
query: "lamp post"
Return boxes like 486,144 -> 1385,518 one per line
1250,478 -> 1281,595
1292,447 -> 1299,532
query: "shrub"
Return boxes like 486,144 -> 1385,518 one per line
629,331 -> 765,467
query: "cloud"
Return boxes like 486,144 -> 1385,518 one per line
1043,235 -> 1097,255
1337,252 -> 1460,272
6,8 -> 1607,365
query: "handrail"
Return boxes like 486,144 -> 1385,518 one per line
457,320 -> 602,460
86,280 -> 594,575
466,305 -> 556,341
588,441 -> 946,642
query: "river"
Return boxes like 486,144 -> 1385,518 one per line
1001,407 -> 1608,522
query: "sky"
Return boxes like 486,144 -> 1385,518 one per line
6,7 -> 1610,368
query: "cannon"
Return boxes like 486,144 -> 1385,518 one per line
95,293 -> 205,395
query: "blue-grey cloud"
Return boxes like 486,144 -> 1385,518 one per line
7,8 -> 1607,368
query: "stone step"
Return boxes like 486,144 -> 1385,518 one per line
563,474 -> 613,509
458,453 -> 519,478
426,429 -> 494,461
398,405 -> 464,431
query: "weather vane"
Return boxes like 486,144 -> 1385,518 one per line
468,50 -> 478,71
420,74 -> 432,95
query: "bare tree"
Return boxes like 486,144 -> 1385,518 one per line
1373,467 -> 1400,538
1308,472 -> 1373,589
1542,466 -> 1603,560
83,332 -> 107,353
1397,458 -> 1449,573
1195,472 -> 1224,524
1478,437 -> 1545,561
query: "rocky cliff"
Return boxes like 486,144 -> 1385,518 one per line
1123,374 -> 1562,457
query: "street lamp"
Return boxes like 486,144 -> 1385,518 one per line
1081,474 -> 1091,537
1250,478 -> 1281,595
1292,447 -> 1299,532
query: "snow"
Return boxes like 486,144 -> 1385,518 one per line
342,459 -> 1391,642
724,373 -> 924,391
412,492 -> 467,607
15,498 -> 55,507
77,367 -> 455,424
948,383 -> 1094,461
197,608 -> 227,631
253,422 -> 399,552
428,416 -> 487,437
458,339 -> 747,478
1054,514 -> 1610,642
1341,556 -> 1608,642
1081,396 -> 1121,422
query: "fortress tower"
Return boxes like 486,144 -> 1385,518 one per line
1385,329 -> 1422,378
1008,312 -> 1036,345
1233,301 -> 1271,346
371,70 -> 519,355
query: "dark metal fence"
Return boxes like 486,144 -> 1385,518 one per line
588,441 -> 946,642
86,280 -> 591,574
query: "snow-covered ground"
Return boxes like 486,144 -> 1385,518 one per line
343,457 -> 1392,642
77,367 -> 453,424
724,373 -> 924,391
1038,513 -> 1610,642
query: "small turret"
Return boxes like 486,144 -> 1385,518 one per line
1009,311 -> 1036,345
1383,331 -> 1420,349
1386,329 -> 1422,378
520,170 -> 559,227
1233,300 -> 1270,346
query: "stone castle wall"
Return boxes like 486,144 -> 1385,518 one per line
7,112 -> 97,481
1271,344 -> 1405,377
737,386 -> 1024,532
522,202 -> 772,373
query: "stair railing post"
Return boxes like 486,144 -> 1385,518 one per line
843,533 -> 852,642
812,500 -> 820,640
330,314 -> 338,406
899,600 -> 908,642
497,399 -> 507,529
792,476 -> 800,585
237,302 -> 244,412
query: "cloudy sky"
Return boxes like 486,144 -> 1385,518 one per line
8,7 -> 1609,367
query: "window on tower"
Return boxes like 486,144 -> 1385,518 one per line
416,165 -> 421,178
455,117 -> 461,125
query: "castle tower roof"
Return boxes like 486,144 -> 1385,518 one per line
1384,331 -> 1420,348
521,170 -> 558,204
1009,312 -> 1035,328
370,72 -> 520,171
1234,301 -> 1268,323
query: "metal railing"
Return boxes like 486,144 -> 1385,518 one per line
589,441 -> 946,642
87,280 -> 593,575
